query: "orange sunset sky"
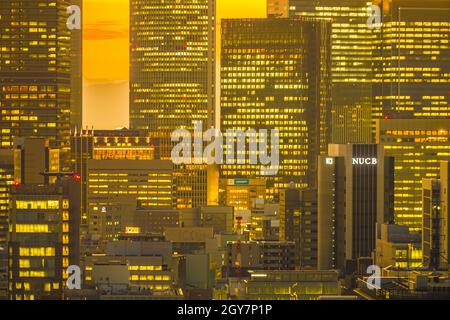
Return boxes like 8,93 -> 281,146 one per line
83,0 -> 267,129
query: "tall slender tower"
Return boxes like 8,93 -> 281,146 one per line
0,0 -> 82,171
318,144 -> 393,272
0,150 -> 13,299
129,0 -> 216,209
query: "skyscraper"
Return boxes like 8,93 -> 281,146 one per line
0,150 -> 13,299
8,176 -> 81,300
2,138 -> 60,299
220,18 -> 332,199
289,0 -> 374,144
129,0 -> 216,141
0,0 -> 82,170
129,0 -> 216,210
317,144 -> 394,272
377,119 -> 450,232
372,0 -> 450,122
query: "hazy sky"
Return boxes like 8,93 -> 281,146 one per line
83,0 -> 267,129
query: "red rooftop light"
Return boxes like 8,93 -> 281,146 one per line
12,181 -> 21,188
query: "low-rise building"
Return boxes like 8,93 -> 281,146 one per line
225,241 -> 295,277
375,223 -> 422,269
243,270 -> 341,300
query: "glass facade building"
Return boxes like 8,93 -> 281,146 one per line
129,0 -> 216,139
129,0 -> 216,210
377,119 -> 450,232
289,0 -> 374,144
372,0 -> 450,122
220,18 -> 332,199
8,179 -> 80,300
0,0 -> 82,171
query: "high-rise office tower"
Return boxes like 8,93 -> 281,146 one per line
372,0 -> 450,123
129,0 -> 216,210
317,144 -> 394,272
0,0 -> 82,170
87,159 -> 174,207
2,138 -> 60,299
288,0 -> 374,144
129,0 -> 216,140
8,176 -> 80,300
377,119 -> 450,232
221,18 -> 332,198
70,0 -> 82,132
422,161 -> 450,270
175,164 -> 209,210
0,150 -> 13,299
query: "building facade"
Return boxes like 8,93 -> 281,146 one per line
377,119 -> 450,232
129,0 -> 216,139
250,199 -> 279,241
422,161 -> 450,270
83,237 -> 175,292
243,270 -> 341,300
8,177 -> 80,300
375,223 -> 421,269
372,0 -> 450,124
0,0 -> 82,170
220,18 -> 332,198
280,186 -> 318,268
0,150 -> 13,299
289,0 -> 374,144
225,241 -> 296,276
70,129 -> 155,229
318,144 -> 394,272
86,159 -> 175,242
